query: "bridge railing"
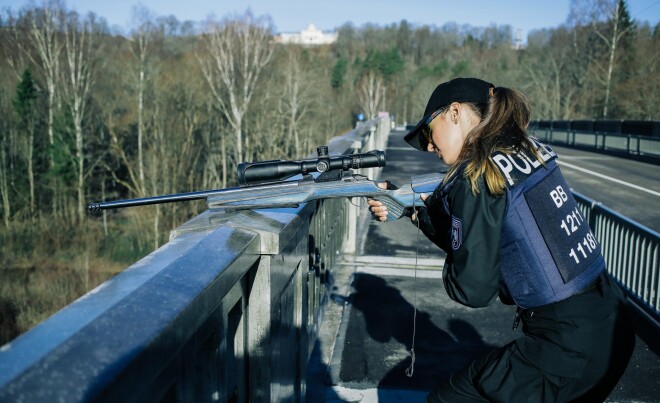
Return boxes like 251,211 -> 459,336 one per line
574,191 -> 660,324
0,116 -> 391,402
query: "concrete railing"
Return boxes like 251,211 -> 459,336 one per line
0,116 -> 391,402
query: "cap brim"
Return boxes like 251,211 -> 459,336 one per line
403,118 -> 428,151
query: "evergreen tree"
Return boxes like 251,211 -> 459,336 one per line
13,69 -> 38,129
13,69 -> 39,215
331,57 -> 347,89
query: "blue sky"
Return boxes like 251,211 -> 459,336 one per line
1,0 -> 659,38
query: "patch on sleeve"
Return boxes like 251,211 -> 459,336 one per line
451,215 -> 463,251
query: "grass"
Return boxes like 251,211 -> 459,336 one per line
0,213 -> 157,345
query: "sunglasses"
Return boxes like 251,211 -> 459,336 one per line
425,108 -> 445,126
422,107 -> 446,145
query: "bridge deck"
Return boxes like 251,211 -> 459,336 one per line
307,130 -> 660,402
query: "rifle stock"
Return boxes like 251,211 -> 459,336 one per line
206,172 -> 443,221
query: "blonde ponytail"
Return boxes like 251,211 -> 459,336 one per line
445,87 -> 540,196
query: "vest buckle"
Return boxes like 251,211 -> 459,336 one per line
512,306 -> 523,330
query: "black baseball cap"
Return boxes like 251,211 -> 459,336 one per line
404,77 -> 493,151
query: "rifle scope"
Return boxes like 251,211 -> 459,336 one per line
237,146 -> 385,186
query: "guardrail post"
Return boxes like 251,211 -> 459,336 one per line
588,200 -> 600,233
571,129 -> 576,146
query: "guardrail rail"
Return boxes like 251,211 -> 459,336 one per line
574,191 -> 659,324
531,120 -> 660,163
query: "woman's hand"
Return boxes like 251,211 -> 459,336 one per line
411,193 -> 429,222
367,182 -> 390,222
367,181 -> 428,222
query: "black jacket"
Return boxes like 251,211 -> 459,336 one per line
417,174 -> 507,308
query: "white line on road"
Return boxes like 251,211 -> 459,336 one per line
557,160 -> 660,197
356,266 -> 443,279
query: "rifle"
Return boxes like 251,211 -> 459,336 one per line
88,146 -> 443,221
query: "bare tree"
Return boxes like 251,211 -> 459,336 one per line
29,2 -> 64,147
569,0 -> 634,118
617,25 -> 659,119
7,1 -> 65,148
524,31 -> 579,120
279,47 -> 314,157
62,11 -> 96,222
198,11 -> 274,163
5,2 -> 65,217
357,70 -> 385,120
129,4 -> 157,197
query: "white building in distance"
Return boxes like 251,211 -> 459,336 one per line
275,23 -> 338,45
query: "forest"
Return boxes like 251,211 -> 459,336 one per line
0,0 -> 657,343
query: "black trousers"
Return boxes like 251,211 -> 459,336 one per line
427,273 -> 635,403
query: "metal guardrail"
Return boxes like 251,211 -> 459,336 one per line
0,116 -> 391,402
574,191 -> 660,323
531,121 -> 660,164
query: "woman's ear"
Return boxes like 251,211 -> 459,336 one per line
449,102 -> 460,124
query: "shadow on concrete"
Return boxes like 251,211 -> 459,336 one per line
340,273 -> 500,396
306,338 -> 343,403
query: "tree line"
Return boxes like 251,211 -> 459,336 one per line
0,0 -> 657,341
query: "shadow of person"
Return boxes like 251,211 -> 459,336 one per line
340,272 -> 500,400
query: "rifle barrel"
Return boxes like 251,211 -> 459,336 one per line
87,189 -> 224,213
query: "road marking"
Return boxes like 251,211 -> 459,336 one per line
356,266 -> 443,279
347,255 -> 442,267
557,160 -> 660,197
559,156 -> 610,160
325,386 -> 428,402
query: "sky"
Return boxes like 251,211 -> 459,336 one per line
1,0 -> 659,39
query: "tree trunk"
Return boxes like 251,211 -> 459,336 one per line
63,12 -> 94,223
27,124 -> 34,216
221,135 -> 227,188
0,140 -> 9,228
234,117 -> 243,164
602,1 -> 620,118
154,204 -> 160,251
75,111 -> 84,222
138,67 -> 146,195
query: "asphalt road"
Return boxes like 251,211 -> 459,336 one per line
551,144 -> 660,233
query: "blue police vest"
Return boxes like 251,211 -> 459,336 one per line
492,142 -> 605,308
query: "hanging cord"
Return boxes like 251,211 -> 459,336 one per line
405,200 -> 422,377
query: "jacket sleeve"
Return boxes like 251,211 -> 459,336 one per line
413,191 -> 452,252
442,178 -> 506,308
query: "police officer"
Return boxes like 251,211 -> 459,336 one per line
368,78 -> 635,402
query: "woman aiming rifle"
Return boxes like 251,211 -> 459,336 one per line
368,78 -> 634,402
